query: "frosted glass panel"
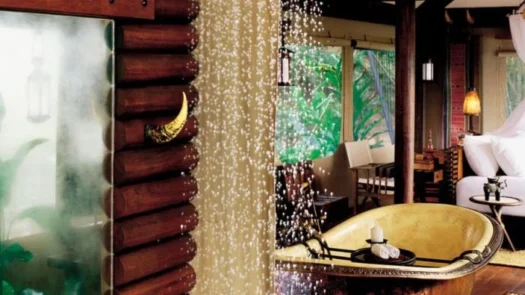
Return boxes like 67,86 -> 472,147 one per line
0,11 -> 113,294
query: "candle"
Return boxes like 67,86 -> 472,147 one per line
371,223 -> 384,243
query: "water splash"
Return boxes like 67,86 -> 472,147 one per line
193,0 -> 328,294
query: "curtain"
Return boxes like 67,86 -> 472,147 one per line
479,36 -> 511,133
489,99 -> 525,136
495,13 -> 525,135
193,0 -> 279,294
510,13 -> 525,64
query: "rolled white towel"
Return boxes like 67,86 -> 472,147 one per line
371,244 -> 389,259
385,244 -> 400,259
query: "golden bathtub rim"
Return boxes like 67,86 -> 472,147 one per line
275,204 -> 504,280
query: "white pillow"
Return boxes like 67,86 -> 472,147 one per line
491,135 -> 525,177
463,135 -> 499,177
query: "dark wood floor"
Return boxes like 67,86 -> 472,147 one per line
454,214 -> 525,294
473,265 -> 525,295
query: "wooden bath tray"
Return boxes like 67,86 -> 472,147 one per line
305,236 -> 487,268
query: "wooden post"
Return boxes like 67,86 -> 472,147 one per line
395,0 -> 416,204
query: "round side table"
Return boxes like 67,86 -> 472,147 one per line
470,195 -> 523,251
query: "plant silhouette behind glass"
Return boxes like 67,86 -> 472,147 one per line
0,94 -> 47,294
0,94 -> 102,295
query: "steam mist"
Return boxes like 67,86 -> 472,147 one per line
0,11 -> 113,294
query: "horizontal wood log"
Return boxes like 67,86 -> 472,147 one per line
117,54 -> 198,84
107,204 -> 198,252
108,175 -> 197,219
103,153 -> 113,184
155,0 -> 200,21
0,0 -> 154,20
115,264 -> 196,295
114,144 -> 199,185
115,115 -> 198,151
111,235 -> 196,286
116,85 -> 198,118
117,24 -> 198,52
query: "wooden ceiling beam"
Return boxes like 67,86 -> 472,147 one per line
417,0 -> 455,11
321,0 -> 454,25
321,1 -> 396,25
495,30 -> 512,39
0,0 -> 155,20
445,7 -> 514,28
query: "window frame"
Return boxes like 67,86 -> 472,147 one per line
275,43 -> 347,164
311,38 -> 353,142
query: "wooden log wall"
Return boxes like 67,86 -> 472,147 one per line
105,1 -> 200,293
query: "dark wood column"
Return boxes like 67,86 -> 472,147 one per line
395,0 -> 416,204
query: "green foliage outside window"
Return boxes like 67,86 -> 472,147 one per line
505,57 -> 525,117
275,46 -> 342,164
353,49 -> 395,148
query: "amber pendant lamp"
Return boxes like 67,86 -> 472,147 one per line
463,87 -> 481,134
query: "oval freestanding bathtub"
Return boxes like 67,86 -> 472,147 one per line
275,203 -> 503,295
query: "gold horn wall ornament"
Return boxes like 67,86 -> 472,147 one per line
445,10 -> 453,25
466,9 -> 475,25
145,92 -> 188,144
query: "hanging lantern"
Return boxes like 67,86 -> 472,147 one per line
27,56 -> 51,123
278,47 -> 292,87
422,59 -> 434,81
27,30 -> 51,123
278,18 -> 293,87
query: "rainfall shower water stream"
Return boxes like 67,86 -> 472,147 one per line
193,0 -> 325,294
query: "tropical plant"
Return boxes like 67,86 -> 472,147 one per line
275,46 -> 343,164
353,49 -> 395,148
0,94 -> 47,294
13,206 -> 96,295
0,94 -> 99,294
505,56 -> 525,117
